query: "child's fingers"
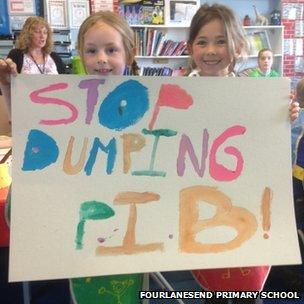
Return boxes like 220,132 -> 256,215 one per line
5,59 -> 17,76
0,59 -> 9,85
289,101 -> 300,121
289,92 -> 296,102
0,58 -> 17,75
0,58 -> 17,85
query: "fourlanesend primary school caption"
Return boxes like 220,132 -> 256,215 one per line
139,291 -> 302,300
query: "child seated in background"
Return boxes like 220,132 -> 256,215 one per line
249,48 -> 279,77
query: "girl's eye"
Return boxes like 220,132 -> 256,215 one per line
217,39 -> 226,45
107,47 -> 117,54
197,40 -> 207,46
85,48 -> 96,54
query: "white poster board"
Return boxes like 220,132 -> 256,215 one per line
9,75 -> 301,282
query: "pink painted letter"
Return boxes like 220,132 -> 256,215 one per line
209,125 -> 246,181
29,83 -> 78,125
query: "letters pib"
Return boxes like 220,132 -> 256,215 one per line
9,75 -> 301,281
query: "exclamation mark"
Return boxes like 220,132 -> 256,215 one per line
261,187 -> 273,239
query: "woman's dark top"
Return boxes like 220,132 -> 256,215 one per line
7,48 -> 66,74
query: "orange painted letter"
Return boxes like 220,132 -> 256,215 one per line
179,185 -> 257,253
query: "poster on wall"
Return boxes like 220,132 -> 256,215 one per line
10,15 -> 30,30
9,75 -> 301,282
89,0 -> 119,13
46,0 -> 68,29
68,0 -> 90,28
8,0 -> 35,14
0,0 -> 10,35
166,0 -> 198,26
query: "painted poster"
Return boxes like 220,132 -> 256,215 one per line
9,75 -> 301,282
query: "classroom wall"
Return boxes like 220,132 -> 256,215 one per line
202,0 -> 279,20
282,0 -> 304,85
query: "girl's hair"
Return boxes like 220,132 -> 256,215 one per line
258,48 -> 273,59
130,60 -> 140,76
187,3 -> 249,72
77,10 -> 137,74
16,16 -> 53,54
296,78 -> 304,105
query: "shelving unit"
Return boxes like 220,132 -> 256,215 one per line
236,25 -> 284,75
121,0 -> 199,74
132,24 -> 190,72
53,29 -> 73,73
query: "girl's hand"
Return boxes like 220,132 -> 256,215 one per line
0,58 -> 17,85
289,91 -> 300,122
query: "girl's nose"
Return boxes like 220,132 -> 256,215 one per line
97,52 -> 108,64
206,44 -> 216,55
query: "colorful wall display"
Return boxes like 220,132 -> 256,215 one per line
9,75 -> 301,281
0,1 -> 10,35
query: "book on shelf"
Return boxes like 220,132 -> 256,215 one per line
159,39 -> 172,55
142,0 -> 165,25
139,66 -> 187,76
150,29 -> 159,55
171,41 -> 187,56
133,28 -> 187,56
154,33 -> 166,55
140,66 -> 173,76
146,28 -> 155,55
246,30 -> 271,56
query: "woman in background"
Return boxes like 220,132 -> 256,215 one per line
0,16 -> 66,119
7,16 -> 65,75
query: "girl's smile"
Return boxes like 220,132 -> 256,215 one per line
83,22 -> 127,76
188,19 -> 234,76
94,68 -> 114,75
203,59 -> 222,65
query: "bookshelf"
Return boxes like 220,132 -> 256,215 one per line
237,25 -> 284,75
120,0 -> 199,75
52,29 -> 73,73
132,25 -> 190,74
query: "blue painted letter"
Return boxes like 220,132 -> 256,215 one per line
98,80 -> 149,130
84,137 -> 117,175
22,129 -> 59,171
